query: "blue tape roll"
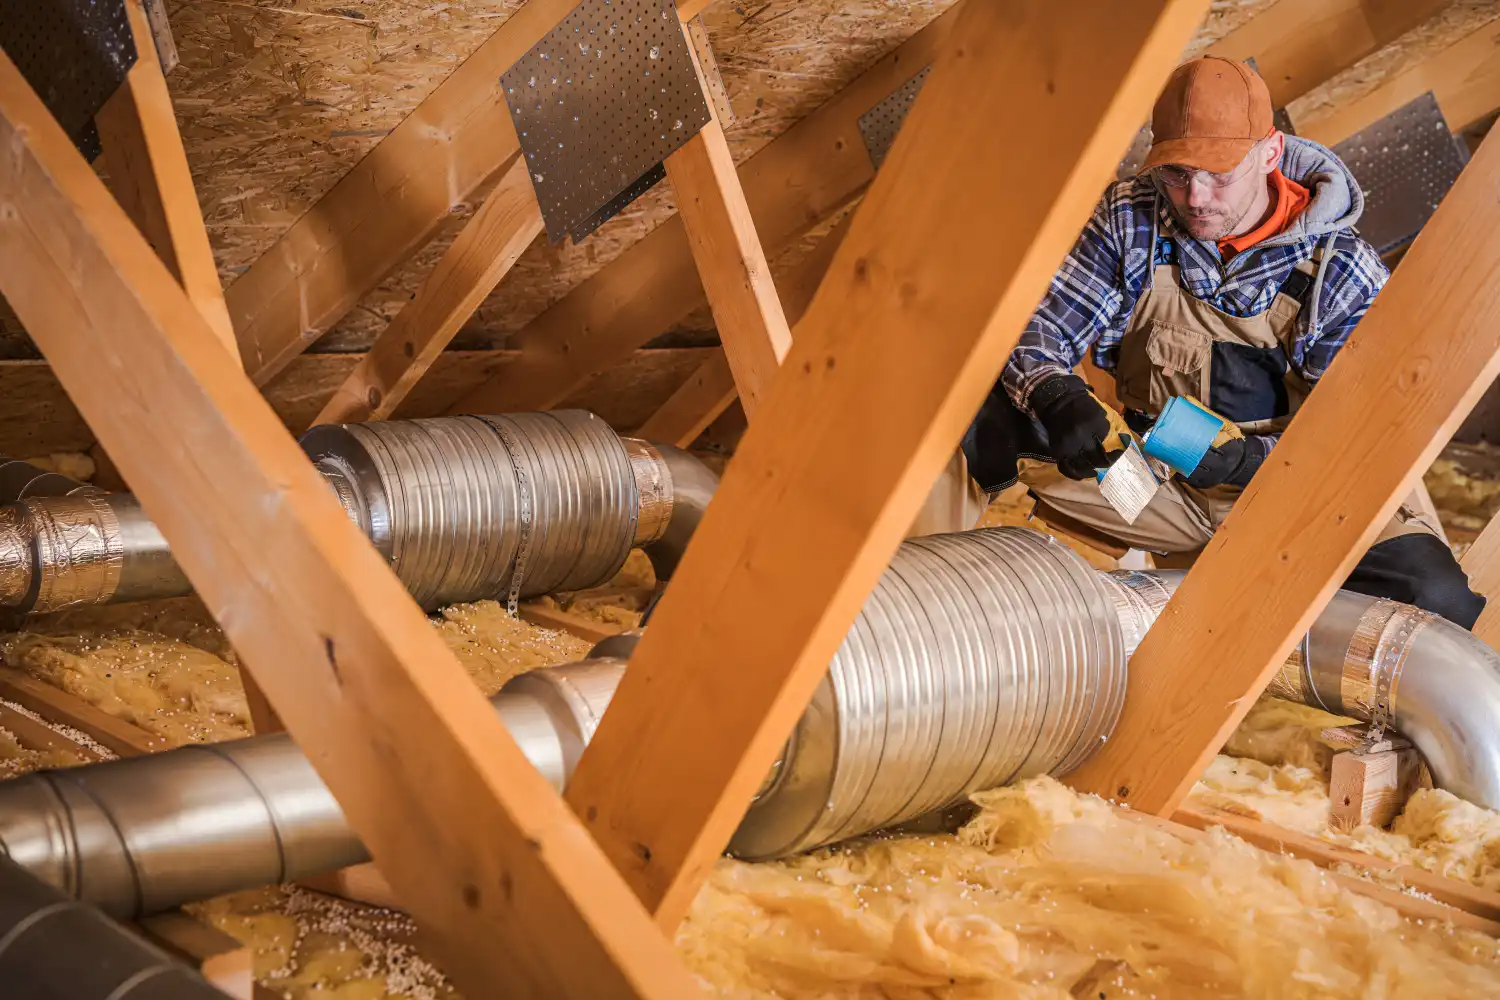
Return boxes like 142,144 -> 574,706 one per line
1142,396 -> 1222,475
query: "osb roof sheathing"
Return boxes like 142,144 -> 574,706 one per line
0,0 -> 1496,373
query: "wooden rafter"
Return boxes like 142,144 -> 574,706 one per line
662,26 -> 792,417
96,0 -> 234,358
0,48 -> 701,999
1065,128 -> 1500,816
312,154 -> 542,427
226,0 -> 717,388
564,0 -> 1209,929
455,0 -> 1446,423
1298,15 -> 1500,144
448,8 -> 961,416
1206,0 -> 1452,108
636,213 -> 851,446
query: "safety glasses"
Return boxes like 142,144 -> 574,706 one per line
1148,139 -> 1265,190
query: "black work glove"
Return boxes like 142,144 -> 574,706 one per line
1031,374 -> 1126,481
1182,436 -> 1270,489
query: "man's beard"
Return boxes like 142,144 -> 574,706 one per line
1172,185 -> 1261,241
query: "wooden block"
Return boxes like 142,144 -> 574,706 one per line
1330,746 -> 1424,830
136,912 -> 255,1000
517,602 -> 625,644
0,668 -> 167,757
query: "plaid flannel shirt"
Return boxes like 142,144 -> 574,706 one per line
1000,176 -> 1389,429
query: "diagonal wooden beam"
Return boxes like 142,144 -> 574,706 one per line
1206,0 -> 1451,108
564,0 -> 1208,930
227,0 -> 717,388
1065,128 -> 1500,816
94,0 -> 283,734
636,215 -> 851,446
312,153 -> 542,428
448,7 -> 962,416
96,0 -> 234,358
662,26 -> 793,417
1298,15 -> 1500,144
0,47 -> 700,1000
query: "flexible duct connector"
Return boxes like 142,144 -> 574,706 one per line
0,853 -> 228,999
6,527 -> 1499,917
0,415 -> 713,616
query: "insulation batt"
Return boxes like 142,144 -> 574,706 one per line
6,592 -> 1500,995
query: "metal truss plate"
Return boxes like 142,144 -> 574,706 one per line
1116,123 -> 1153,180
0,0 -> 138,159
503,0 -> 712,245
857,65 -> 931,170
1334,91 -> 1468,256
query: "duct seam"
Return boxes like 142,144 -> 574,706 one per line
478,416 -> 538,614
28,495 -> 124,613
623,438 -> 673,548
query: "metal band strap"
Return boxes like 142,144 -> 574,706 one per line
1341,599 -> 1434,734
481,417 -> 535,617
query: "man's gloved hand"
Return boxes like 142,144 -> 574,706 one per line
1031,373 -> 1131,480
1182,436 -> 1270,489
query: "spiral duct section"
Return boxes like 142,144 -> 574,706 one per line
0,416 -> 712,617
730,528 -> 1127,858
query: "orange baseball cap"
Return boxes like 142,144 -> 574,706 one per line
1142,56 -> 1275,174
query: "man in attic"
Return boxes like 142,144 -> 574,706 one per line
958,55 -> 1485,628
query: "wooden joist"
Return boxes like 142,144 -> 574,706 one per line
1298,15 -> 1500,144
96,0 -> 234,360
135,913 -> 258,1000
1065,127 -> 1500,816
1174,805 -> 1500,923
0,668 -> 167,757
564,0 -> 1209,930
0,48 -> 698,999
517,602 -> 626,644
448,7 -> 962,416
663,27 -> 793,418
0,699 -> 109,761
1131,808 -> 1500,936
1206,0 -> 1452,108
313,155 -> 543,428
226,0 -> 719,388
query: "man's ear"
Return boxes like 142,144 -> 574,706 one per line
1262,130 -> 1285,173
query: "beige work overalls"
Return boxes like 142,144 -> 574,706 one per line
909,246 -> 1440,552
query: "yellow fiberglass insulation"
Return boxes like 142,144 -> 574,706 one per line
674,776 -> 1500,999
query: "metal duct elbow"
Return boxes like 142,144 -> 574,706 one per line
1106,570 -> 1500,812
0,854 -> 232,999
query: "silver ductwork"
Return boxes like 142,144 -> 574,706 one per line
2,527 -> 1498,918
0,414 -> 711,616
1115,569 -> 1500,813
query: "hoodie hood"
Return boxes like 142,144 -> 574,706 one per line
1274,135 -> 1364,240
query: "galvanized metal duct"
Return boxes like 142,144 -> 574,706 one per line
1113,569 -> 1500,813
0,415 -> 707,616
7,527 -> 1498,920
0,853 -> 230,1000
0,527 -> 1131,914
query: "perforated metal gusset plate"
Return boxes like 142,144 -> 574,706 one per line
1116,123 -> 1153,180
857,66 -> 931,170
1334,91 -> 1468,256
503,0 -> 712,245
0,1 -> 137,159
